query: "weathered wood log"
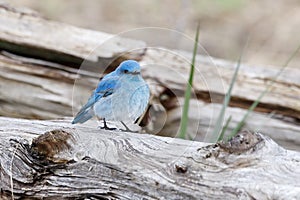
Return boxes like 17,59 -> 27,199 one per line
1,52 -> 300,151
0,3 -> 299,151
0,117 -> 299,199
0,52 -> 94,119
141,48 -> 300,120
0,3 -> 146,66
0,3 -> 299,120
157,98 -> 300,151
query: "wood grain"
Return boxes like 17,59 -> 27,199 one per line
0,117 -> 299,199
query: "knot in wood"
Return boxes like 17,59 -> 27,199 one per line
219,131 -> 263,154
30,129 -> 75,162
197,144 -> 220,159
174,161 -> 188,173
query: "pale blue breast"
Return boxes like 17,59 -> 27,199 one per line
93,75 -> 150,122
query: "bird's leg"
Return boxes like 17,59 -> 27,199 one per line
100,119 -> 116,130
120,121 -> 138,133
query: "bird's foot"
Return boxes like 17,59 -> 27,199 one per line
100,125 -> 116,131
120,121 -> 138,133
120,128 -> 138,133
99,119 -> 116,130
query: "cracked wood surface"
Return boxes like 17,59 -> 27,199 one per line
0,117 -> 299,199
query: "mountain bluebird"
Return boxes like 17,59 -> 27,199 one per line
72,60 -> 150,130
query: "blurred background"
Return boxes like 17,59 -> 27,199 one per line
8,0 -> 300,68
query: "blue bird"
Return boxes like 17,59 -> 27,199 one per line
72,60 -> 150,130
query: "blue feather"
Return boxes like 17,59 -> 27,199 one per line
72,73 -> 119,124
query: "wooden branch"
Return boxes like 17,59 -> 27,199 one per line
0,117 -> 299,199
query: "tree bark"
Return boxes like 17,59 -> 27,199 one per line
0,117 -> 299,199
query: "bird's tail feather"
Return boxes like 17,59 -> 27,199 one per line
72,108 -> 94,124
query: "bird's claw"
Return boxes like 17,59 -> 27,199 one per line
119,128 -> 139,133
100,126 -> 116,131
99,119 -> 116,130
120,121 -> 139,133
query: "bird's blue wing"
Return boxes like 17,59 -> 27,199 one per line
72,75 -> 119,124
94,74 -> 119,100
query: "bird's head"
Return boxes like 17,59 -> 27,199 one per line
116,60 -> 141,75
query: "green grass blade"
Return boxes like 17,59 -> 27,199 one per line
227,44 -> 300,140
178,24 -> 200,139
208,45 -> 246,142
217,115 -> 232,142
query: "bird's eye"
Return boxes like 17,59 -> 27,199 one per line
124,69 -> 129,74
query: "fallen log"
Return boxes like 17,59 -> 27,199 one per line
0,3 -> 299,151
141,48 -> 300,120
0,117 -> 299,199
1,52 -> 300,151
157,98 -> 300,151
0,3 -> 146,65
0,3 -> 299,120
0,52 -> 94,119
